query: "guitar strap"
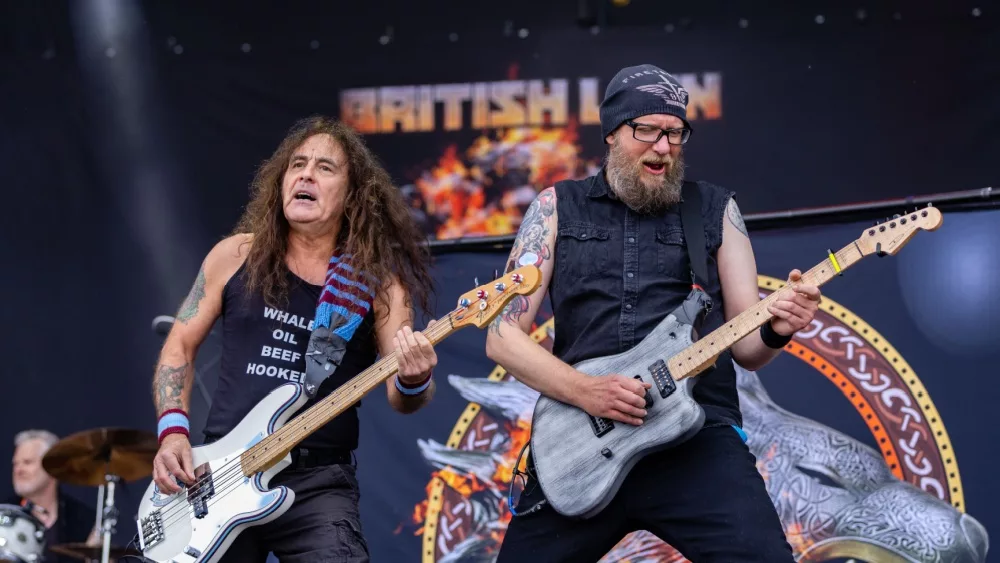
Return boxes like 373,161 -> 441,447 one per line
302,254 -> 376,398
679,181 -> 709,289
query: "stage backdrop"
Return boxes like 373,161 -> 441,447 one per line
342,208 -> 997,563
139,1 -> 998,242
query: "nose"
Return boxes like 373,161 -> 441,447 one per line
652,135 -> 673,155
960,514 -> 989,561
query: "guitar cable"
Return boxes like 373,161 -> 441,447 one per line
508,439 -> 547,517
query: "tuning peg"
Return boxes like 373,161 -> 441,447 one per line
474,277 -> 479,287
893,213 -> 901,219
494,269 -> 500,280
459,298 -> 471,308
511,273 -> 524,283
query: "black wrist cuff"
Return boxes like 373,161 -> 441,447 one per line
760,321 -> 793,349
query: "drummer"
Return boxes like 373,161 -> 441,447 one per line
6,429 -> 99,562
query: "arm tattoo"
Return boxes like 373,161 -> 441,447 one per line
727,198 -> 749,237
488,295 -> 531,336
488,189 -> 555,336
176,267 -> 206,323
153,362 -> 190,414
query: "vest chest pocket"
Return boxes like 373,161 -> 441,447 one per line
655,227 -> 690,282
557,221 -> 612,275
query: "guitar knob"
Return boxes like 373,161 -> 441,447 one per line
494,282 -> 506,292
459,298 -> 471,308
511,273 -> 523,283
477,289 -> 488,300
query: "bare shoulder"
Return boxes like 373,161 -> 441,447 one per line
204,233 -> 253,284
724,197 -> 748,238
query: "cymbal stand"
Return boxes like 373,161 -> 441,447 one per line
98,474 -> 120,563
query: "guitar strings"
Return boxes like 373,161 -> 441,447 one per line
147,301 -> 479,535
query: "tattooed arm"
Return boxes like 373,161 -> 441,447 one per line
485,188 -> 614,412
718,197 -> 821,370
151,235 -> 248,493
153,235 -> 248,416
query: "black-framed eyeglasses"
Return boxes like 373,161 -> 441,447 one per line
625,120 -> 692,145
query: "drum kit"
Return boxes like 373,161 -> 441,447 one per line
1,427 -> 158,563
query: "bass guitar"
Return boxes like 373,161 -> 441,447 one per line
134,266 -> 542,562
529,207 -> 943,518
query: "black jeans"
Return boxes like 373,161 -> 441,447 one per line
497,425 -> 794,563
219,463 -> 369,563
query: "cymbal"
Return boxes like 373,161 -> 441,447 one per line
49,542 -> 141,561
42,427 -> 158,486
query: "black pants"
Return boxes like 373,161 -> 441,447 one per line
497,425 -> 794,563
219,463 -> 369,563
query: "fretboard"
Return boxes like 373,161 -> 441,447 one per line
669,240 -> 865,380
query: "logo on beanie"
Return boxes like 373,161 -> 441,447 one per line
633,71 -> 689,109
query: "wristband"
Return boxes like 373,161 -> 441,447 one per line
158,409 -> 190,444
760,320 -> 793,349
395,371 -> 433,396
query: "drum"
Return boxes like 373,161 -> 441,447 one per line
0,505 -> 45,563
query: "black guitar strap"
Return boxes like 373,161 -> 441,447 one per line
680,181 -> 709,289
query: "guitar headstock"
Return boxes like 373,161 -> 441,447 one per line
856,205 -> 942,257
450,265 -> 542,329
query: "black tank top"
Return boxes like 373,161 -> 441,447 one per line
202,261 -> 377,451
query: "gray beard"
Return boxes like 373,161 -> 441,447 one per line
606,145 -> 685,214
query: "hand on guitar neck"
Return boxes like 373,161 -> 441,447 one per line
766,268 -> 822,337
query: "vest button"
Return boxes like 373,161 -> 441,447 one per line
625,304 -> 633,310
628,237 -> 635,243
627,272 -> 634,278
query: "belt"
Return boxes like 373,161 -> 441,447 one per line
288,447 -> 353,469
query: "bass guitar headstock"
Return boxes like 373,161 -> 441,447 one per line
450,265 -> 542,329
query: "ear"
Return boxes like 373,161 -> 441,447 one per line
605,131 -> 616,145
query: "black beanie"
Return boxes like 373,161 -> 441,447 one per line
599,64 -> 692,142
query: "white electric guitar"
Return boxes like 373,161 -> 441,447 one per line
134,266 -> 541,562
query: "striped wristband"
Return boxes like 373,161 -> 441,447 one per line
158,409 -> 190,444
395,371 -> 433,396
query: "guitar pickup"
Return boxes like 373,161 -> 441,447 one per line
187,465 -> 216,519
634,375 -> 654,408
648,360 -> 676,399
589,415 -> 615,437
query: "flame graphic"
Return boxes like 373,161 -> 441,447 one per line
402,121 -> 601,240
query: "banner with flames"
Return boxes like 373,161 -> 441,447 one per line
339,72 -> 716,240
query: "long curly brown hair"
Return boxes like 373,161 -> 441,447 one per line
233,115 -> 434,323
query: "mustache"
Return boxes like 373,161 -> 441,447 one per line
640,157 -> 673,166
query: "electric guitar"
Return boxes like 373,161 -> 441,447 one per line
529,206 -> 943,519
134,266 -> 542,562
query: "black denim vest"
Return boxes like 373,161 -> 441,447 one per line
549,168 -> 742,427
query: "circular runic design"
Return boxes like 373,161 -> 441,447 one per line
416,275 -> 964,562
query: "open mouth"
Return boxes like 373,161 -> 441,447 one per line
642,162 -> 666,175
293,192 -> 316,202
